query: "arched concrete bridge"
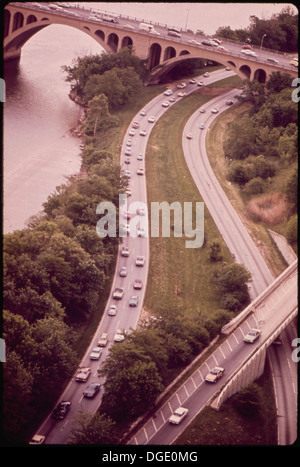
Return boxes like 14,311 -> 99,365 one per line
4,2 -> 298,83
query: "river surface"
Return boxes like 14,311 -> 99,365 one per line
3,25 -> 103,233
3,3 -> 295,233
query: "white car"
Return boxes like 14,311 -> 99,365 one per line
128,129 -> 135,136
162,101 -> 170,107
90,347 -> 102,360
211,107 -> 219,114
186,133 -> 192,139
243,328 -> 262,343
148,116 -> 156,123
108,304 -> 117,316
119,266 -> 127,277
137,168 -> 144,175
114,329 -> 125,342
164,89 -> 173,96
136,256 -> 145,266
199,123 -> 205,130
205,366 -> 225,383
140,129 -> 147,136
169,407 -> 189,424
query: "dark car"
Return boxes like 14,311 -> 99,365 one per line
52,401 -> 71,419
83,383 -> 101,398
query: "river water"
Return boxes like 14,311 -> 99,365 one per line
3,3 -> 295,233
3,24 -> 103,234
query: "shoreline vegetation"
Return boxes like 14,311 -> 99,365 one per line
3,44 -> 297,445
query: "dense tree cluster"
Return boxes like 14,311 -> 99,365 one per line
215,6 -> 298,52
224,72 -> 298,213
62,47 -> 146,108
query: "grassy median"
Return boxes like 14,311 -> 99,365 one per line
144,81 -> 237,321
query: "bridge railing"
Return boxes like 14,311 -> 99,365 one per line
7,3 -> 298,72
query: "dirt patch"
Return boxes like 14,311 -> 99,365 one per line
246,192 -> 291,225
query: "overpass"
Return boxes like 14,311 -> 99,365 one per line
128,259 -> 297,445
4,2 -> 298,83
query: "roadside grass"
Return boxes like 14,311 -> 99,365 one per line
206,104 -> 288,277
175,359 -> 277,445
144,87 -> 235,321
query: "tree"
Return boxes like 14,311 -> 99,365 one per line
215,263 -> 252,311
100,343 -> 163,420
70,410 -> 117,444
208,239 -> 223,261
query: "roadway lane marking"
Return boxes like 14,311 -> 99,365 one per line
225,339 -> 232,352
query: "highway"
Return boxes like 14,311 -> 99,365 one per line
33,68 -> 232,444
32,68 -> 297,445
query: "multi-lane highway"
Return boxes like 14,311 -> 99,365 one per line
32,67 -> 296,446
32,68 -> 235,445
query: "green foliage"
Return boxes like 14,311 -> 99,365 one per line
215,263 -> 252,311
70,410 -> 117,445
215,7 -> 298,52
208,239 -> 223,261
286,214 -> 298,244
231,383 -> 261,419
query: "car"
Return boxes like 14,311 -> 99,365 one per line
199,123 -> 205,130
243,328 -> 262,343
217,45 -> 228,52
52,401 -> 71,420
290,57 -> 298,67
168,30 -> 181,38
203,72 -> 209,77
83,383 -> 101,398
266,57 -> 279,64
133,279 -> 143,289
119,266 -> 127,277
148,116 -> 156,123
29,434 -> 45,445
90,347 -> 102,360
137,168 -> 144,175
108,305 -> 118,317
177,82 -> 186,89
140,129 -> 147,136
124,157 -> 131,164
137,227 -> 146,237
243,50 -> 257,57
140,109 -> 146,116
114,329 -> 125,342
125,149 -> 131,156
162,101 -> 170,107
178,91 -> 186,97
132,121 -> 140,129
205,366 -> 225,383
128,129 -> 135,136
121,246 -> 130,257
202,39 -> 212,46
112,287 -> 124,300
199,108 -> 206,113
124,24 -> 135,30
197,81 -> 204,86
129,295 -> 139,306
211,107 -> 219,113
226,99 -> 233,105
168,407 -> 189,425
137,154 -> 143,161
98,332 -> 108,347
189,78 -> 197,84
75,367 -> 91,382
136,256 -> 145,266
242,44 -> 252,50
169,96 -> 176,102
188,39 -> 200,45
186,133 -> 193,139
164,89 -> 173,96
125,189 -> 132,196
124,170 -> 131,178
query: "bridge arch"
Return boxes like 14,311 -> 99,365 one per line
239,64 -> 251,80
107,32 -> 119,53
149,43 -> 161,69
163,46 -> 176,61
254,68 -> 267,83
121,35 -> 133,49
13,12 -> 24,31
27,15 -> 37,25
